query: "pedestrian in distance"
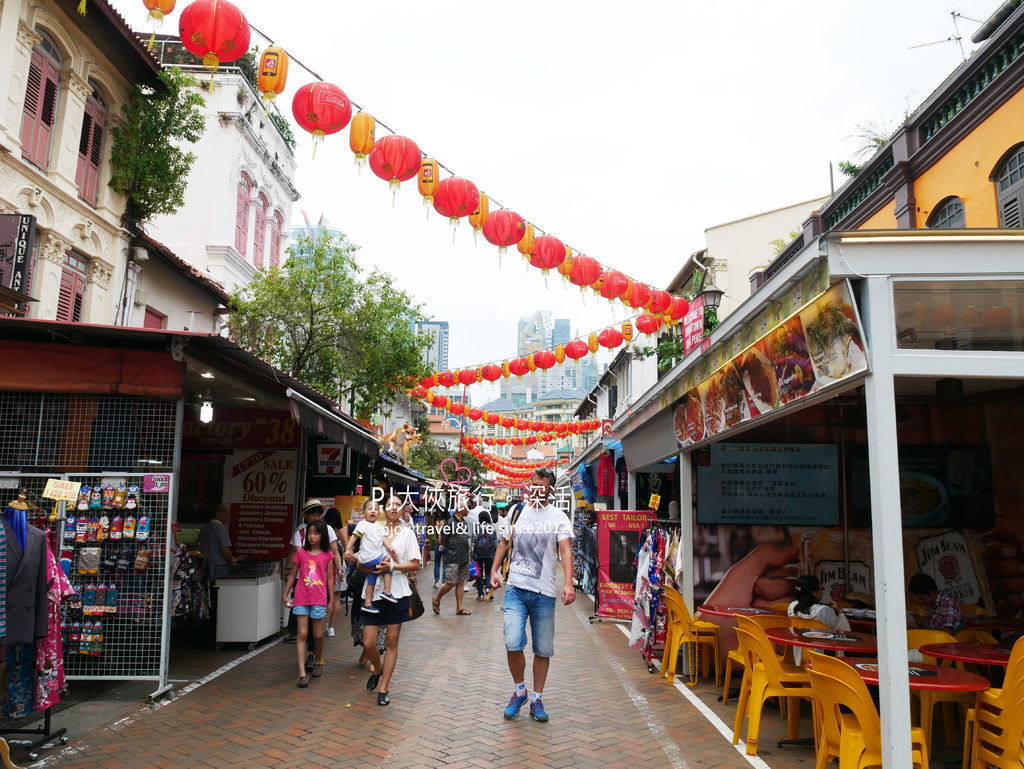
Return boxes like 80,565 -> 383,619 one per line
282,520 -> 335,688
473,508 -> 497,601
432,494 -> 473,616
359,495 -> 422,706
324,506 -> 345,638
490,469 -> 574,722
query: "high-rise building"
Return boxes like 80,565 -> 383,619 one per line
517,311 -> 552,355
417,321 -> 449,372
551,318 -> 571,348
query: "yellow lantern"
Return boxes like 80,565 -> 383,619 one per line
527,353 -> 537,372
469,192 -> 489,240
418,159 -> 440,208
517,222 -> 535,261
622,320 -> 634,342
475,366 -> 484,382
554,344 -> 565,365
257,46 -> 288,112
557,247 -> 574,279
425,391 -> 435,405
588,333 -> 600,353
349,112 -> 375,168
501,360 -> 511,379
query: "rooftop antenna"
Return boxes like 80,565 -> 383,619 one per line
908,11 -> 983,62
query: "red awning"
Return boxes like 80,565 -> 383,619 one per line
0,341 -> 184,398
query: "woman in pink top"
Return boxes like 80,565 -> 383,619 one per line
283,520 -> 335,687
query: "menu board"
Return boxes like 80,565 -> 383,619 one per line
697,443 -> 839,525
674,281 -> 868,448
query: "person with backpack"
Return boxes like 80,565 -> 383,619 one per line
472,509 -> 497,602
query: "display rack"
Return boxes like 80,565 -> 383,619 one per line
2,707 -> 68,762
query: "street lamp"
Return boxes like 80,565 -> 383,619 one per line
699,283 -> 724,313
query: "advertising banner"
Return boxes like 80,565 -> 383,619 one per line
682,295 -> 705,354
675,280 -> 868,448
228,449 -> 296,559
0,214 -> 35,294
183,408 -> 302,450
597,509 -> 654,620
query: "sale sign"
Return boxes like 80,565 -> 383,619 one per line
228,449 -> 297,559
596,509 -> 654,620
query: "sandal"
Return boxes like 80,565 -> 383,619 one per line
456,609 -> 472,615
297,675 -> 309,688
432,597 -> 440,615
311,659 -> 323,678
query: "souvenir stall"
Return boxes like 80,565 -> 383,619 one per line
628,520 -> 683,671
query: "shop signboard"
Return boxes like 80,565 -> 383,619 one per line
682,295 -> 705,354
914,531 -> 989,606
228,449 -> 296,559
674,280 -> 868,449
183,408 -> 302,450
596,509 -> 655,620
0,213 -> 35,294
696,443 -> 839,526
314,443 -> 350,476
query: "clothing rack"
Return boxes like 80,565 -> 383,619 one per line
1,706 -> 68,762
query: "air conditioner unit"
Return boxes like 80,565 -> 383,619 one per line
135,290 -> 148,306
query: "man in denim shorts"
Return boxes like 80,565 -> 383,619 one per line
490,469 -> 574,722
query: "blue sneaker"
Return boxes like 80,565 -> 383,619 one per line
529,697 -> 549,722
503,691 -> 528,720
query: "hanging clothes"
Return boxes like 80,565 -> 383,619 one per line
35,542 -> 74,711
597,452 -> 615,498
615,456 -> 629,505
4,643 -> 35,717
628,534 -> 653,649
2,515 -> 49,644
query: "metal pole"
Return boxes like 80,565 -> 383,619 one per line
840,406 -> 850,594
457,384 -> 467,465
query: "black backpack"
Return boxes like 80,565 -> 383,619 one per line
473,522 -> 495,559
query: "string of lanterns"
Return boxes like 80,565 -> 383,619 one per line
462,441 -> 560,471
161,0 -> 698,320
411,388 -> 600,436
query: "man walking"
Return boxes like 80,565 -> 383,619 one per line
432,495 -> 473,616
490,469 -> 574,722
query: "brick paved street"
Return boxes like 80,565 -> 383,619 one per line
41,584 -> 817,769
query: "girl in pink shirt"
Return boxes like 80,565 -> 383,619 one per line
283,520 -> 335,687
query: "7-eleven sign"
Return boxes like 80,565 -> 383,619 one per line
316,444 -> 347,475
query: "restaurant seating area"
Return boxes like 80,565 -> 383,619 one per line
660,601 -> 1024,768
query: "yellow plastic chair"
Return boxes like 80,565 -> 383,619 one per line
661,586 -> 721,686
956,628 -> 998,645
729,614 -> 794,709
789,615 -> 831,631
731,627 -> 813,756
906,628 -> 970,752
772,601 -> 793,613
806,664 -> 929,769
907,600 -> 928,617
964,635 -> 1024,769
960,604 -> 989,617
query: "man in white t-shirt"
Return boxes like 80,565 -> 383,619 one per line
490,470 -> 574,723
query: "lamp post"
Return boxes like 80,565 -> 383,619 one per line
699,283 -> 724,334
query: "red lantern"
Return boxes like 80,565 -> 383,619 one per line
412,386 -> 427,399
982,306 -> 1011,330
624,281 -> 652,309
529,235 -> 565,275
468,408 -> 483,421
556,422 -> 568,433
437,371 -> 456,388
369,135 -> 421,191
511,437 -> 523,447
432,395 -> 448,409
564,340 -> 589,360
419,374 -> 436,389
484,437 -> 494,446
598,328 -> 623,349
648,289 -> 672,315
528,421 -> 542,432
486,413 -> 500,426
668,296 -> 690,323
291,82 -> 352,153
637,313 -> 663,335
481,364 -> 502,382
500,416 -> 515,428
598,271 -> 629,301
509,358 -> 530,377
568,422 -> 580,434
525,436 -> 537,445
568,254 -> 602,290
534,350 -> 556,370
433,177 -> 480,224
482,209 -> 526,254
516,419 -> 530,430
178,0 -> 250,74
457,369 -> 477,386
496,438 -> 507,446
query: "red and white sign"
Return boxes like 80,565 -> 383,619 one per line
682,295 -> 705,354
228,449 -> 296,559
316,444 -> 348,475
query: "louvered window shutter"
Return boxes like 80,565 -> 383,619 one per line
270,213 -> 282,266
999,191 -> 1023,228
76,95 -> 106,206
56,268 -> 86,322
253,196 -> 267,267
21,49 -> 60,169
235,176 -> 250,255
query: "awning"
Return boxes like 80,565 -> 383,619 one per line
621,409 -> 678,471
286,389 -> 379,457
374,454 -> 425,488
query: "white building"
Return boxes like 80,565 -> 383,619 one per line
145,38 -> 299,293
0,0 -> 162,324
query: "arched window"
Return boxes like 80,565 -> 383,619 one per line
253,193 -> 268,267
235,173 -> 251,255
925,196 -> 965,229
270,210 -> 283,266
76,81 -> 107,206
21,29 -> 63,170
995,144 -> 1024,228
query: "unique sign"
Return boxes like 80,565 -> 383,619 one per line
0,214 -> 35,294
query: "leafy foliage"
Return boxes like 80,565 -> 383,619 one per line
408,432 -> 487,484
229,233 -> 431,418
838,161 -> 862,178
769,228 -> 803,256
108,67 -> 205,225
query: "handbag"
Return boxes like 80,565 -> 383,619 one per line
407,577 -> 425,621
468,561 -> 480,579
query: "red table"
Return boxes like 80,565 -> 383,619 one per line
764,627 -> 878,654
698,604 -> 782,619
918,643 -> 1013,667
844,658 -> 991,693
964,616 -> 1024,632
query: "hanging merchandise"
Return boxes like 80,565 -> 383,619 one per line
291,82 -> 353,156
597,452 -> 615,498
257,46 -> 289,111
178,0 -> 251,89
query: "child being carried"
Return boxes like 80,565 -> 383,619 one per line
347,505 -> 400,614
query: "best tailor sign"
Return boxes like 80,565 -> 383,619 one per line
596,509 -> 654,620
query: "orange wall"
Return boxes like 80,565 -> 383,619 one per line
857,199 -> 897,229
914,87 -> 1024,226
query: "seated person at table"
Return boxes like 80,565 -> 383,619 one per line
788,575 -> 851,632
908,572 -> 963,635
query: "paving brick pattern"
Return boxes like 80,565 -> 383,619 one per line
47,582 -> 814,769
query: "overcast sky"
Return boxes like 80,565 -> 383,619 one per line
111,1 -> 998,404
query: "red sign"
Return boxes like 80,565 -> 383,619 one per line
183,408 -> 301,449
682,295 -> 705,354
596,509 -> 655,620
228,449 -> 297,559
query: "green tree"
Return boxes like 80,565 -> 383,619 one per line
229,233 -> 431,418
407,432 -> 487,483
108,67 -> 206,226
